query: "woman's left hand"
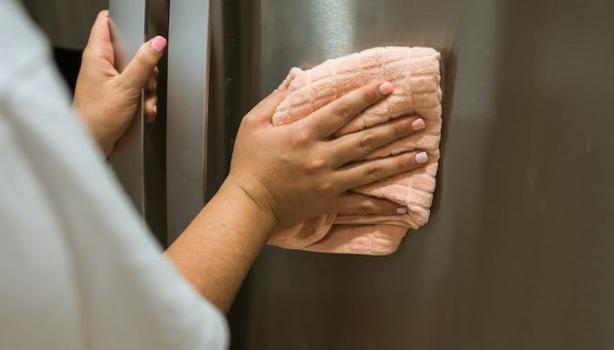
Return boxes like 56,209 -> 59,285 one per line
74,10 -> 166,155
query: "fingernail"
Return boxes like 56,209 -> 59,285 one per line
396,207 -> 408,214
411,118 -> 426,131
379,81 -> 395,95
150,36 -> 167,53
153,105 -> 157,114
415,152 -> 428,164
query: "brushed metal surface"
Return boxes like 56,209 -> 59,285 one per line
218,1 -> 614,349
166,0 -> 211,243
108,0 -> 147,214
108,0 -> 168,245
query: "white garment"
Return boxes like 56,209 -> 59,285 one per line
0,1 -> 228,349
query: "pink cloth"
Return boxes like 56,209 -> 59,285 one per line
268,47 -> 442,255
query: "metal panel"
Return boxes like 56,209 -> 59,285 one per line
218,1 -> 614,349
108,0 -> 169,245
21,0 -> 109,49
108,0 -> 147,214
166,0 -> 211,243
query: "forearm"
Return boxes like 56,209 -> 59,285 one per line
165,180 -> 277,313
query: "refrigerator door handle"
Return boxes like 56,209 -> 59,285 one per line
108,0 -> 148,215
166,0 -> 212,244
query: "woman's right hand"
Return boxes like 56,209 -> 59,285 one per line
226,81 -> 429,228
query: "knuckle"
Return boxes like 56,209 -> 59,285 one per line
333,103 -> 352,121
133,52 -> 158,72
318,180 -> 337,195
146,53 -> 159,67
142,44 -> 158,60
241,112 -> 254,123
304,158 -> 327,173
361,86 -> 381,103
240,113 -> 258,128
359,131 -> 378,152
294,129 -> 313,145
366,164 -> 385,181
391,121 -> 408,138
359,200 -> 376,213
148,78 -> 158,90
134,57 -> 151,73
398,154 -> 414,168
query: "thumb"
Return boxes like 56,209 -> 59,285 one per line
118,36 -> 167,90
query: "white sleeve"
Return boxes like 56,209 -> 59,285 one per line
0,1 -> 228,349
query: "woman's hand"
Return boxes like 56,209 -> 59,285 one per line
226,81 -> 429,228
168,80 -> 428,311
73,10 -> 166,155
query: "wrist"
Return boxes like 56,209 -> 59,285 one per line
217,178 -> 279,239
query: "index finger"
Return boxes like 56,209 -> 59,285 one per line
299,81 -> 395,139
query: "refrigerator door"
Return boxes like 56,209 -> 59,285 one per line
108,0 -> 148,216
21,0 -> 108,50
212,1 -> 614,349
166,0 -> 211,243
111,0 -> 614,348
107,0 -> 213,245
108,0 -> 169,244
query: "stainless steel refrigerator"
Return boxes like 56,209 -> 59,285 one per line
109,1 -> 614,349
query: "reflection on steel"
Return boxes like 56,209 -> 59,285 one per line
112,0 -> 614,348
108,0 -> 147,215
166,0 -> 211,243
309,0 -> 355,57
225,1 -> 614,349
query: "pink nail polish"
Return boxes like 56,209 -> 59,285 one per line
151,36 -> 167,53
415,152 -> 428,164
411,118 -> 426,130
396,207 -> 408,215
378,81 -> 395,95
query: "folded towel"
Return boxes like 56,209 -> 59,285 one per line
268,46 -> 442,255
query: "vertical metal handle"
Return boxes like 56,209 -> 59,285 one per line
166,0 -> 212,243
108,0 -> 147,214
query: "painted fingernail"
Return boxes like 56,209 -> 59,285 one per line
379,81 -> 395,95
415,152 -> 428,164
396,207 -> 408,214
411,118 -> 426,130
150,36 -> 167,53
